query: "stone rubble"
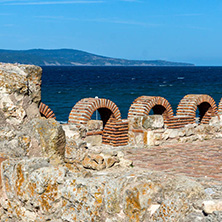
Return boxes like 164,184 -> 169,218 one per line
0,63 -> 222,221
128,115 -> 222,147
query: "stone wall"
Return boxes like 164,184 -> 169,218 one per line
0,63 -> 41,126
1,63 -> 222,221
67,94 -> 222,148
0,158 -> 213,222
128,115 -> 222,146
0,63 -> 65,160
127,95 -> 222,147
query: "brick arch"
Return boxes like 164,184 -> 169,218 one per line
128,96 -> 174,120
176,94 -> 217,124
218,98 -> 222,114
39,102 -> 56,119
68,98 -> 121,126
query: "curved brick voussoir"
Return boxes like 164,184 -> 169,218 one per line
39,102 -> 56,119
68,98 -> 121,125
218,98 -> 222,114
128,96 -> 174,120
176,94 -> 217,124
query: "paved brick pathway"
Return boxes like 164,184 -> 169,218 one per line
123,139 -> 222,182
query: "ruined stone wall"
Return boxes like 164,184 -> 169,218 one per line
0,63 -> 65,160
1,63 -> 222,221
0,158 -> 213,222
128,94 -> 222,147
67,94 -> 222,148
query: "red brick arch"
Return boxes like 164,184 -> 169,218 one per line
128,96 -> 174,120
39,102 -> 56,119
68,98 -> 121,126
176,94 -> 217,124
218,98 -> 222,114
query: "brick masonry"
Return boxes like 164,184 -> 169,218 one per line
123,138 -> 222,182
128,96 -> 174,121
39,102 -> 56,119
128,94 -> 218,130
102,118 -> 128,147
57,94 -> 222,146
175,94 -> 217,125
68,98 -> 121,125
218,98 -> 222,114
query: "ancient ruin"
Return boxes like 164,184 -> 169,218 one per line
0,63 -> 222,221
57,92 -> 221,148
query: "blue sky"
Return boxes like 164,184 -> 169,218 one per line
0,0 -> 222,65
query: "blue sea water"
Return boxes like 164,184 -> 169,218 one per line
41,66 -> 222,122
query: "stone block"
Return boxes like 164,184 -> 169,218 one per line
85,135 -> 102,146
142,115 -> 164,130
128,117 -> 143,130
202,200 -> 222,214
86,120 -> 103,131
23,117 -> 66,163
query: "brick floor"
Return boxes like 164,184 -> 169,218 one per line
123,139 -> 222,182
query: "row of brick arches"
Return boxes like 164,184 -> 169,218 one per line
40,94 -> 221,145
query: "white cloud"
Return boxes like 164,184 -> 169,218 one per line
35,15 -> 161,27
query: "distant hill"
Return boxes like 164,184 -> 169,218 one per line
0,49 -> 194,66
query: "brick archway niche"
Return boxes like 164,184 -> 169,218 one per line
68,98 -> 121,126
176,94 -> 218,124
68,98 -> 128,147
128,96 -> 174,120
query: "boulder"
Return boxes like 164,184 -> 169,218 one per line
22,117 -> 66,163
0,63 -> 42,126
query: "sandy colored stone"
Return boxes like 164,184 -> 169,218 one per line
23,117 -> 66,163
82,154 -> 106,170
86,120 -> 103,131
0,63 -> 42,126
202,200 -> 222,214
142,115 -> 164,130
85,135 -> 102,146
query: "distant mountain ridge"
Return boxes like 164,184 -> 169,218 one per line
0,49 -> 194,66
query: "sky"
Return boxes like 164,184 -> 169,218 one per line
0,0 -> 222,65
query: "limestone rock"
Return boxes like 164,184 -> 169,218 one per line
23,117 -> 66,163
142,115 -> 164,130
205,211 -> 222,221
202,200 -> 222,214
82,154 -> 106,170
0,125 -> 27,158
86,120 -> 103,131
0,63 -> 42,126
0,158 -> 209,222
65,138 -> 87,163
62,124 -> 84,140
163,128 -> 185,140
184,212 -> 205,222
85,134 -> 102,146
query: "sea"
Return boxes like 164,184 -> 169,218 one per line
41,66 -> 222,123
